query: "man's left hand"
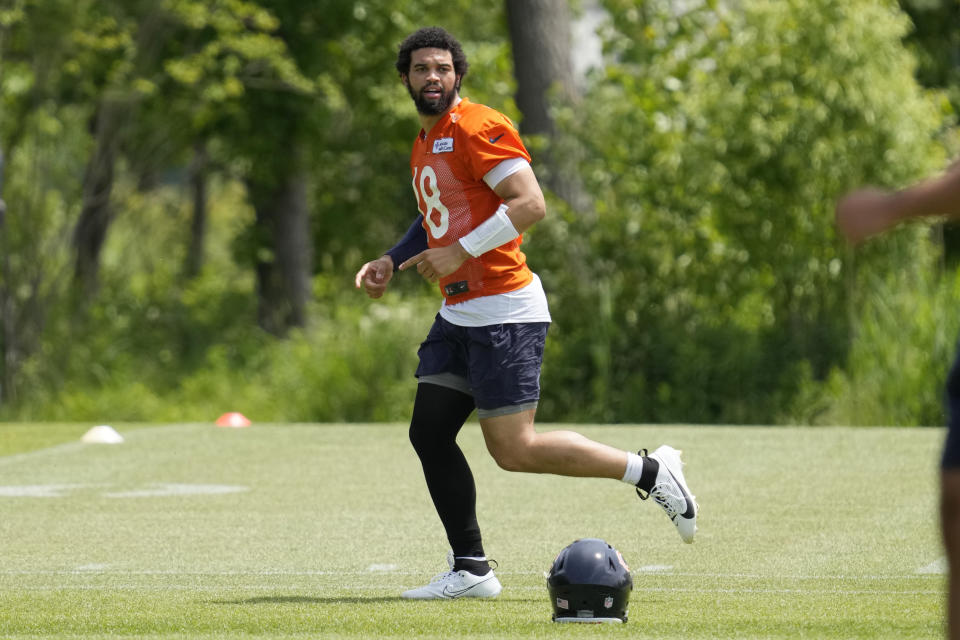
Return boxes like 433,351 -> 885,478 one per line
399,243 -> 470,282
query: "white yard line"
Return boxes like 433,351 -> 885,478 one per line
0,442 -> 89,468
917,556 -> 947,574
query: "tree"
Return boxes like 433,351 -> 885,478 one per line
505,0 -> 593,215
184,142 -> 208,279
0,0 -> 514,413
898,0 -> 960,262
137,0 -> 318,335
529,0 -> 947,423
0,147 -> 9,403
0,0 -> 98,403
159,0 -> 508,335
73,96 -> 126,297
64,1 -> 173,298
899,0 -> 960,107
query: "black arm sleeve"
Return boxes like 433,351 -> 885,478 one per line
384,214 -> 429,271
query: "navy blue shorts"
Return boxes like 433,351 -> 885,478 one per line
943,343 -> 960,469
415,314 -> 549,418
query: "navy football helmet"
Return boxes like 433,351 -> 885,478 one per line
546,538 -> 633,623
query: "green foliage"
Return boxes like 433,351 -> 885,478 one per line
12,295 -> 432,423
900,0 -> 960,111
0,0 -> 957,426
3,178 -> 435,422
8,278 -> 436,423
0,0 -> 503,416
532,0 -> 949,423
793,254 -> 960,426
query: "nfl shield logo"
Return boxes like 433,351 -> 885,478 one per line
604,596 -> 614,609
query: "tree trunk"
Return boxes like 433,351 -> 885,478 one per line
505,0 -> 593,215
506,0 -> 576,135
0,148 -> 9,405
249,167 -> 312,337
72,97 -> 126,297
185,142 -> 208,279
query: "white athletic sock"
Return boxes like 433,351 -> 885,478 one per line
621,451 -> 645,486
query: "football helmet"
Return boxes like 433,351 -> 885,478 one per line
546,538 -> 633,623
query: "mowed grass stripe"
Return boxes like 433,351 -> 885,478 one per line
0,569 -> 947,586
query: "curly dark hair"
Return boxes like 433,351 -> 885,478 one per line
395,26 -> 469,81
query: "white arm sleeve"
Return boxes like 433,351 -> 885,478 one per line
458,204 -> 520,257
483,158 -> 530,189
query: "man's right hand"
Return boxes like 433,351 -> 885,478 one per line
354,255 -> 394,299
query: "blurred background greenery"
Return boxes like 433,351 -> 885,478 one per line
0,0 -> 957,426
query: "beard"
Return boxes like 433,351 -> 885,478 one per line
408,82 -> 457,116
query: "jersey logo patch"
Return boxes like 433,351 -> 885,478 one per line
488,133 -> 505,144
433,137 -> 454,153
444,281 -> 469,296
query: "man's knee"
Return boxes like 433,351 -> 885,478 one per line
481,411 -> 537,472
408,420 -> 432,457
483,428 -> 534,472
487,443 -> 529,472
408,383 -> 474,459
482,428 -> 527,471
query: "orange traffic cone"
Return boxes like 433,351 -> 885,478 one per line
215,412 -> 251,428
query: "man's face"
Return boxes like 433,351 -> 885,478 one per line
404,48 -> 459,116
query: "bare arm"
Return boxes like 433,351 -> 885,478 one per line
491,165 -> 547,233
836,162 -> 960,245
891,160 -> 960,220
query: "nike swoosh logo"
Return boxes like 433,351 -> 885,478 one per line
488,133 -> 505,144
442,576 -> 492,598
664,466 -> 696,519
442,584 -> 474,597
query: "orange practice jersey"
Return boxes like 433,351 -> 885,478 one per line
410,98 -> 533,304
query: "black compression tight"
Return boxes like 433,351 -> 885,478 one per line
408,383 -> 485,559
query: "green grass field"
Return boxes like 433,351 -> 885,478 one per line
0,422 -> 947,638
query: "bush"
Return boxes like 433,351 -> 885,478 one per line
789,255 -> 960,426
5,269 -> 437,423
530,0 -> 948,424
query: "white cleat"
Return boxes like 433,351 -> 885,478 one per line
637,445 -> 698,543
401,567 -> 502,600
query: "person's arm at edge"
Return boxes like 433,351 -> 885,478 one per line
891,160 -> 960,221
